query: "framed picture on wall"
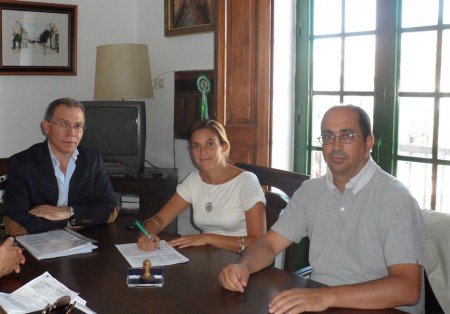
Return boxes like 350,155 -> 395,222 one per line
164,0 -> 215,37
0,1 -> 77,75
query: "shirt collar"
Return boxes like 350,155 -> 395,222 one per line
326,157 -> 378,194
47,141 -> 79,167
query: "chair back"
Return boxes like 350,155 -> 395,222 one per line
235,163 -> 310,272
235,163 -> 308,198
421,209 -> 448,313
0,158 -> 8,239
0,158 -> 7,192
235,163 -> 309,226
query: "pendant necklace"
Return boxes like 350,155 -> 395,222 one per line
204,164 -> 228,212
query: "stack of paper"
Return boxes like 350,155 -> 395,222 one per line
121,193 -> 140,212
0,271 -> 95,314
15,228 -> 97,260
116,240 -> 189,268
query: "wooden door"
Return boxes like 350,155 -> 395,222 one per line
215,0 -> 272,166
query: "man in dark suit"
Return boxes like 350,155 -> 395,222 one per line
4,98 -> 117,236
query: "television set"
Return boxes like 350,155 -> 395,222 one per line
80,100 -> 146,176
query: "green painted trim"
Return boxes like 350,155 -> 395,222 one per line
294,0 -> 310,174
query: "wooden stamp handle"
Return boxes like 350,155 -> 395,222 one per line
143,259 -> 152,278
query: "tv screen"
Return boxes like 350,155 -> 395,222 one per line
81,100 -> 146,176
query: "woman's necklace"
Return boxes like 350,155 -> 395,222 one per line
204,164 -> 228,212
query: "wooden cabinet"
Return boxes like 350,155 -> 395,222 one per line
110,168 -> 178,233
215,0 -> 272,166
174,70 -> 215,139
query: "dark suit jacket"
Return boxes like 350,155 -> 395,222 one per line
4,141 -> 117,234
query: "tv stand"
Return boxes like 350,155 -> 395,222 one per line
104,161 -> 129,176
109,168 -> 178,233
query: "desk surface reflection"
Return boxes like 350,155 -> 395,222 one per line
0,218 -> 404,314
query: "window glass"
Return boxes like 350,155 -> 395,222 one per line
444,0 -> 450,24
311,95 -> 340,147
298,0 -> 449,211
314,0 -> 341,35
438,98 -> 450,160
441,30 -> 450,92
313,38 -> 341,91
402,0 -> 439,27
342,96 -> 374,122
398,97 -> 434,158
310,150 -> 326,178
399,31 -> 437,92
396,160 -> 432,209
345,0 -> 376,32
437,165 -> 450,213
344,35 -> 375,91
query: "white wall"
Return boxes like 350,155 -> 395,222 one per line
0,0 -> 214,234
137,1 -> 213,172
272,0 -> 296,171
136,1 -> 213,234
0,0 -> 137,156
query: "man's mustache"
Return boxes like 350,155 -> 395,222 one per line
328,151 -> 348,159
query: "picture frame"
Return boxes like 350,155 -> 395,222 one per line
0,0 -> 77,75
164,0 -> 214,37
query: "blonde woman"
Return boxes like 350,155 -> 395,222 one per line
137,120 -> 266,253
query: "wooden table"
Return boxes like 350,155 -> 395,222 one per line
0,218 -> 404,313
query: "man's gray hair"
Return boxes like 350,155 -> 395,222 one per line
44,97 -> 85,121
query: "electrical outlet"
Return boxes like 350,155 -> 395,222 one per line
153,78 -> 166,89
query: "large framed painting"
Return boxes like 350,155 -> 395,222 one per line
164,0 -> 214,37
0,0 -> 77,75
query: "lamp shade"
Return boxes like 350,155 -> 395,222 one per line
94,44 -> 153,100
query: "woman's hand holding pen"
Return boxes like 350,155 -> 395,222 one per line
135,220 -> 160,251
137,232 -> 160,251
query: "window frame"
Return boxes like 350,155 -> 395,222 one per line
294,0 -> 450,211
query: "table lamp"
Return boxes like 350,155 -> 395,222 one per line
94,44 -> 153,100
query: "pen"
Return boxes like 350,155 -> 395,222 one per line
134,220 -> 156,243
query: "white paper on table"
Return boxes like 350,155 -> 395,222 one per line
15,228 -> 97,260
0,292 -> 29,314
74,298 -> 97,314
116,240 -> 189,268
0,272 -> 91,314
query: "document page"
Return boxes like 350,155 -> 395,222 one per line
15,228 -> 97,260
0,271 -> 95,314
116,240 -> 189,267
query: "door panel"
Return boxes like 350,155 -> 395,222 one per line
216,0 -> 272,166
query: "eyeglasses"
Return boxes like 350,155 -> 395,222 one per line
42,296 -> 76,314
49,120 -> 86,133
318,132 -> 363,145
